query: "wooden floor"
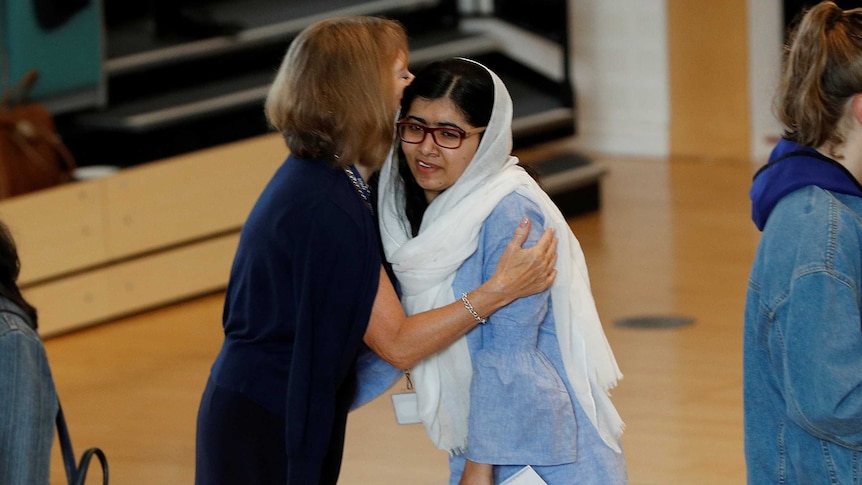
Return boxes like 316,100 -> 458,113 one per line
42,136 -> 761,484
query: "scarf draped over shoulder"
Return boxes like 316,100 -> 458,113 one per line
377,59 -> 624,454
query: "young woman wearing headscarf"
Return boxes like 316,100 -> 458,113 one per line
372,58 -> 628,484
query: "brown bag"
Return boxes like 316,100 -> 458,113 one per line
0,70 -> 77,199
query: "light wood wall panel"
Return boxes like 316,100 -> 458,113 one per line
668,1 -> 751,160
24,270 -> 111,336
24,232 -> 239,337
2,134 -> 288,336
0,180 -> 107,285
102,234 -> 238,315
103,137 -> 285,259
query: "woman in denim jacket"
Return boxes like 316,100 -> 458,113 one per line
373,58 -> 627,484
0,221 -> 58,484
745,2 -> 862,483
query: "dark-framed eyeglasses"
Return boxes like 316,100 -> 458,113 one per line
396,121 -> 486,149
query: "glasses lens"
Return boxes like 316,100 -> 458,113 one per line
399,123 -> 425,143
433,128 -> 463,149
398,123 -> 466,149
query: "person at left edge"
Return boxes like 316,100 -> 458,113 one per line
0,220 -> 58,485
194,16 -> 558,485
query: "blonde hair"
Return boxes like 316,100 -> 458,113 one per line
265,16 -> 407,168
777,1 -> 862,149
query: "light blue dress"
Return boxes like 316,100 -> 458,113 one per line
352,192 -> 627,484
447,192 -> 627,485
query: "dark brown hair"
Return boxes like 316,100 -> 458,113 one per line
776,1 -> 862,150
0,222 -> 37,329
265,16 -> 408,168
397,59 -> 494,236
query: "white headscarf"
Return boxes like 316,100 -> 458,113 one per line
378,59 -> 624,454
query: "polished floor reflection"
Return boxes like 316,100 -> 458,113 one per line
43,137 -> 761,484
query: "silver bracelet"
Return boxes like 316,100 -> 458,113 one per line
460,292 -> 487,324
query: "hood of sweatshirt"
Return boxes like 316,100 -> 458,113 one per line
750,138 -> 862,231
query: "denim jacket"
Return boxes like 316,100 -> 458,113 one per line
0,298 -> 58,485
745,183 -> 862,483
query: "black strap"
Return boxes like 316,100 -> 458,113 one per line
56,402 -> 77,483
0,308 -> 109,483
56,401 -> 109,485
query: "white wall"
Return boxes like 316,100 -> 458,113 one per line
568,0 -> 782,161
460,0 -> 781,160
747,0 -> 783,162
569,0 -> 670,157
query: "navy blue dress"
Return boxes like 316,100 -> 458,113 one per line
195,155 -> 380,484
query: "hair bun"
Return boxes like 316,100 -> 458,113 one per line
812,1 -> 844,32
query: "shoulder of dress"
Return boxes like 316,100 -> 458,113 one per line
485,192 -> 545,229
492,191 -> 541,215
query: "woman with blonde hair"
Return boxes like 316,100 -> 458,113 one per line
195,17 -> 558,485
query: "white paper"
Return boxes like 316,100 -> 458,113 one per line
390,392 -> 421,425
499,466 -> 548,485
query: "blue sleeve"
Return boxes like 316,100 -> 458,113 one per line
351,345 -> 402,410
479,196 -> 548,327
0,326 -> 57,484
464,194 -> 578,464
777,270 -> 862,447
351,265 -> 403,410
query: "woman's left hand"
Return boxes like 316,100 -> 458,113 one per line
487,217 -> 557,302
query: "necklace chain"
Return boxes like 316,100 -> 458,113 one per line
344,166 -> 373,214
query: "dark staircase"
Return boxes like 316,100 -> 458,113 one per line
54,0 -> 602,215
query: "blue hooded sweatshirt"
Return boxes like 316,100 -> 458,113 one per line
750,138 -> 862,231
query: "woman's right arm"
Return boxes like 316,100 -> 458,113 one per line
363,217 -> 556,370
